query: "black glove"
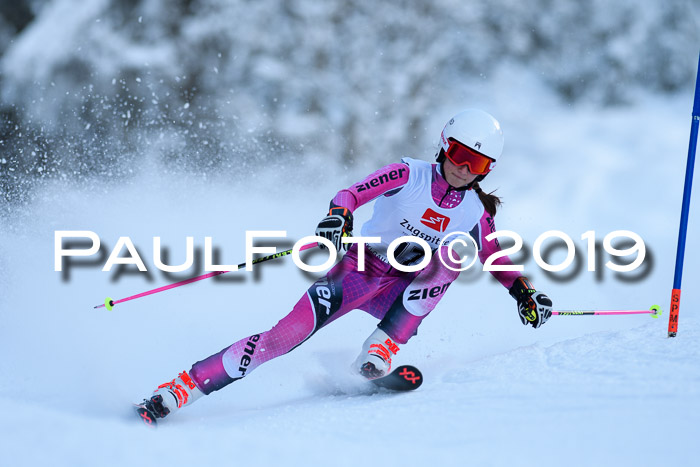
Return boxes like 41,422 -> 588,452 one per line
509,276 -> 553,329
315,207 -> 353,252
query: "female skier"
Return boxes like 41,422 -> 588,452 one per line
136,109 -> 553,424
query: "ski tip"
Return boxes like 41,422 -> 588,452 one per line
371,365 -> 423,391
133,403 -> 158,428
394,365 -> 423,389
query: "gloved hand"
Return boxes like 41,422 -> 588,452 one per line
508,276 -> 553,329
315,206 -> 353,252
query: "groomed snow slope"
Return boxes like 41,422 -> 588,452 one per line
1,86 -> 699,466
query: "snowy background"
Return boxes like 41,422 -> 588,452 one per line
1,1 -> 699,466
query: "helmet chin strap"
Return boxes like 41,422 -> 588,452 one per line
466,174 -> 486,191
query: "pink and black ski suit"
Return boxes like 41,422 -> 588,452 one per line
189,158 -> 520,394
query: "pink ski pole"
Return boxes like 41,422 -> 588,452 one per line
553,305 -> 662,317
94,241 -> 319,310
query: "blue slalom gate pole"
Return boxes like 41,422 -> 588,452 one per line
668,52 -> 700,337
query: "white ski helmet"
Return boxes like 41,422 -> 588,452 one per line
439,109 -> 504,169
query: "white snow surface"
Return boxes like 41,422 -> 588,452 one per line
1,83 -> 699,466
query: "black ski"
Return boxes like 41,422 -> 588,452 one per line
133,402 -> 159,428
370,365 -> 423,391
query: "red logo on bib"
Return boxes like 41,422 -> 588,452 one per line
420,208 -> 451,232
